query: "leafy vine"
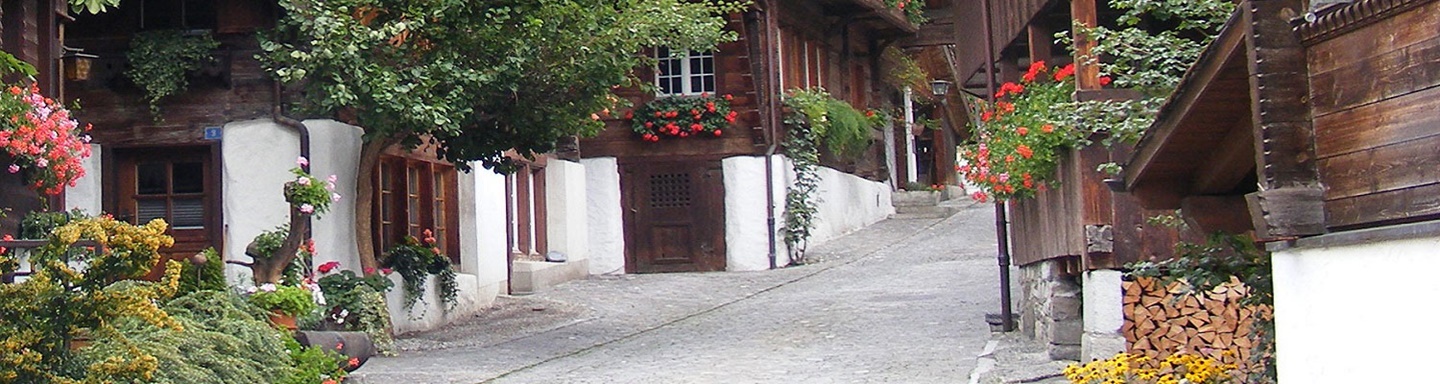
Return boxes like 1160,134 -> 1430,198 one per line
780,88 -> 879,264
124,30 -> 220,119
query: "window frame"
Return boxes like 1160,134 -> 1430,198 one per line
654,47 -> 716,97
373,153 -> 462,265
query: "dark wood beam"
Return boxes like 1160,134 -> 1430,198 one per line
1190,117 -> 1257,195
1244,0 -> 1326,236
1182,195 -> 1256,234
1071,0 -> 1100,90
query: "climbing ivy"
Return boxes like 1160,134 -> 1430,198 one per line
780,88 -> 878,264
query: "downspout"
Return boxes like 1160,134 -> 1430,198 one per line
272,80 -> 315,269
982,0 -> 1016,332
762,0 -> 781,269
272,81 -> 311,171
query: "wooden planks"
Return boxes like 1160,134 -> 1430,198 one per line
1305,2 -> 1440,230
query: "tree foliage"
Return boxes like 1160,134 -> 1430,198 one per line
261,0 -> 748,172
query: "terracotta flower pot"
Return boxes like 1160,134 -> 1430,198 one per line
268,310 -> 299,331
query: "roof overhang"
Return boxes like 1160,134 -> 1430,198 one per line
1121,9 -> 1257,209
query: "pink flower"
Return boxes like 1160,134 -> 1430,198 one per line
296,156 -> 309,167
299,203 -> 315,214
327,174 -> 338,183
6,164 -> 17,173
381,268 -> 393,275
34,158 -> 46,168
331,193 -> 342,202
297,176 -> 311,186
363,267 -> 376,275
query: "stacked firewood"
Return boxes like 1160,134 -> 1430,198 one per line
1121,276 -> 1271,372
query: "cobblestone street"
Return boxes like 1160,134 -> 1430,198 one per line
353,200 -> 1004,383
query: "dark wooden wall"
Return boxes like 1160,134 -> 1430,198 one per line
581,14 -> 762,160
582,5 -> 895,183
63,0 -> 277,147
952,0 -> 1052,82
1307,1 -> 1440,230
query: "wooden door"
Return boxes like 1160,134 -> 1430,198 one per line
622,159 -> 726,273
113,146 -> 217,279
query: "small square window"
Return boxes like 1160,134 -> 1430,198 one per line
655,49 -> 717,96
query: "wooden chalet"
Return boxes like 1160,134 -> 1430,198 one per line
581,0 -> 938,273
1122,0 -> 1440,381
0,0 -> 67,235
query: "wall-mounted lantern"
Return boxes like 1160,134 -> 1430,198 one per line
61,47 -> 99,81
930,79 -> 952,97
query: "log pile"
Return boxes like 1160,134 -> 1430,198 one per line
1121,276 -> 1272,372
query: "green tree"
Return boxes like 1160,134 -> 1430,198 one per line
260,0 -> 748,271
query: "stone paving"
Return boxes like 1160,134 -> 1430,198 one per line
352,200 -> 1018,383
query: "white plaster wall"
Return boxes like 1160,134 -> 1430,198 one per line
582,157 -> 625,275
301,120 -> 364,282
1272,234 -> 1440,384
386,273 -> 486,334
807,166 -> 894,245
1081,269 -> 1126,361
221,119 -> 303,284
723,155 -> 789,271
545,159 -> 588,263
64,144 -> 103,215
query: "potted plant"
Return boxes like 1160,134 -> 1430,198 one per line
247,283 -> 317,330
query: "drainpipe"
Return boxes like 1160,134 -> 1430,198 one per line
272,82 -> 311,172
272,81 -> 315,271
761,0 -> 781,270
982,0 -> 1016,333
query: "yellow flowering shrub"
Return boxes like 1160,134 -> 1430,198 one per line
1063,352 -> 1240,384
0,217 -> 181,383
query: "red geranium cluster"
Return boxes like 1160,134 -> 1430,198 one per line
961,61 -> 1091,202
0,83 -> 92,195
628,93 -> 737,142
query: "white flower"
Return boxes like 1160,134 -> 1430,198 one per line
300,204 -> 315,214
259,283 -> 277,292
246,286 -> 258,294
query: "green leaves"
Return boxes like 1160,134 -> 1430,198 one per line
125,30 -> 220,120
68,0 -> 120,15
262,0 -> 747,172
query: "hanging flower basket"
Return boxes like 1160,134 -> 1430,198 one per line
627,93 -> 737,142
0,84 -> 92,195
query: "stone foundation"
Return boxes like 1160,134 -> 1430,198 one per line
1018,259 -> 1082,360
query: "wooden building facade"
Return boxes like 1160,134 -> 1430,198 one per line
581,0 -> 928,273
1122,0 -> 1440,381
0,0 -> 66,236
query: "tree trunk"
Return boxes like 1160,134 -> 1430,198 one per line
354,136 -> 400,275
247,205 -> 312,284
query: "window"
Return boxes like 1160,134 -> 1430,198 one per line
655,47 -> 715,96
375,155 -> 461,264
505,157 -> 547,259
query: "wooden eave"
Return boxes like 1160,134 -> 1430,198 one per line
1296,0 -> 1435,45
1122,10 -> 1254,208
816,0 -> 921,35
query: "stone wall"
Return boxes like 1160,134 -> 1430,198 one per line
1018,259 -> 1082,360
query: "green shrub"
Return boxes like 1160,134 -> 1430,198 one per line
178,247 -> 228,296
76,291 -> 299,384
247,284 -> 318,317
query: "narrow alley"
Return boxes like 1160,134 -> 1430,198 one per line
352,201 -> 1003,383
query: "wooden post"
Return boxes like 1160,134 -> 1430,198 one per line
1243,0 -> 1325,236
1028,22 -> 1052,63
1071,0 -> 1100,90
